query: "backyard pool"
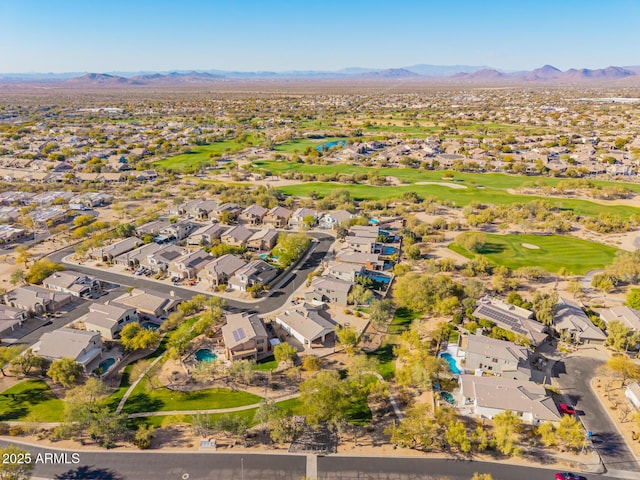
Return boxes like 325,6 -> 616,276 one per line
440,391 -> 455,404
142,321 -> 160,330
382,246 -> 397,255
440,352 -> 461,375
195,349 -> 218,363
370,274 -> 391,284
97,358 -> 115,373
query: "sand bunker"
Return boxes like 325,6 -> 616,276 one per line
520,243 -> 540,250
414,181 -> 468,189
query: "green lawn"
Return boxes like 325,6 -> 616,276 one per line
254,160 -> 640,193
368,307 -> 418,380
122,378 -> 263,414
450,233 -> 618,275
276,182 -> 640,219
252,357 -> 278,371
154,138 -> 259,171
0,379 -> 64,422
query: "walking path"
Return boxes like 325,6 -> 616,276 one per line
126,392 -> 300,418
115,353 -> 165,414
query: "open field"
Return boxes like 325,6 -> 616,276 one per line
122,380 -> 263,414
254,160 -> 640,193
276,182 -> 640,219
0,379 -> 64,422
449,233 -> 619,274
154,137 -> 261,171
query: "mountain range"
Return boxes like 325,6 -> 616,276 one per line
1,64 -> 640,86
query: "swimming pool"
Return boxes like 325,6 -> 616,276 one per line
370,274 -> 391,284
142,321 -> 160,330
97,358 -> 115,373
382,246 -> 397,255
440,352 -> 461,374
195,348 -> 218,363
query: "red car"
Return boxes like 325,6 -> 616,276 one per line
555,473 -> 587,480
558,403 -> 576,415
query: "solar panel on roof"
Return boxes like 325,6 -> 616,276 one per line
232,328 -> 246,342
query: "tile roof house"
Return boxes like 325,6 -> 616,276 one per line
3,285 -> 73,316
239,205 -> 268,225
42,271 -> 101,298
113,288 -> 182,320
0,305 -> 27,334
83,301 -> 138,340
169,249 -> 212,280
325,261 -> 365,283
275,303 -> 335,349
472,297 -> 549,347
599,306 -> 640,334
90,237 -> 143,262
305,276 -> 353,305
197,254 -> 247,288
221,312 -> 270,362
186,223 -> 227,246
320,210 -> 353,229
554,297 -> 606,345
263,206 -> 293,228
335,251 -> 384,271
288,208 -> 319,229
460,333 -> 531,381
33,328 -> 103,371
228,260 -> 278,292
114,242 -> 162,268
247,228 -> 279,251
146,245 -> 188,273
458,375 -> 561,425
221,225 -> 253,247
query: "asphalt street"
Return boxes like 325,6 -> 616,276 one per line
0,440 -> 615,480
46,232 -> 334,316
553,354 -> 639,472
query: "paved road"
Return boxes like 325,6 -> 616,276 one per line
47,232 -> 334,315
553,354 -> 639,472
0,440 -> 614,480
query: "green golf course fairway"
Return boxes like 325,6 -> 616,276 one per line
449,233 -> 618,274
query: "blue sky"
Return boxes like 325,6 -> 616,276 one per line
1,0 -> 639,73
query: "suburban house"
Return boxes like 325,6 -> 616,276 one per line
239,205 -> 268,225
169,249 -> 212,280
458,333 -> 531,381
0,305 -> 27,333
0,226 -> 26,245
42,271 -> 101,298
625,382 -> 640,410
146,245 -> 187,273
197,254 -> 247,289
335,251 -> 384,271
186,223 -> 227,246
221,312 -> 270,361
554,297 -> 606,345
288,207 -> 318,229
228,260 -> 278,292
472,297 -> 549,347
90,237 -> 142,263
32,328 -> 103,372
3,285 -> 73,316
325,261 -> 365,283
69,192 -> 113,209
158,220 -> 198,242
211,202 -> 243,222
599,306 -> 640,348
83,301 -> 138,340
221,225 -> 253,247
305,276 -> 353,305
135,220 -> 171,238
114,242 -> 162,268
263,206 -> 292,228
346,235 -> 379,254
458,375 -> 561,425
113,289 -> 182,321
247,228 -> 279,251
320,210 -> 353,229
275,303 -> 335,348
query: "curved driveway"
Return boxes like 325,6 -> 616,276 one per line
48,232 -> 334,315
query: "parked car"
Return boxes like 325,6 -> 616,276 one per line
555,473 -> 587,480
558,403 -> 576,415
